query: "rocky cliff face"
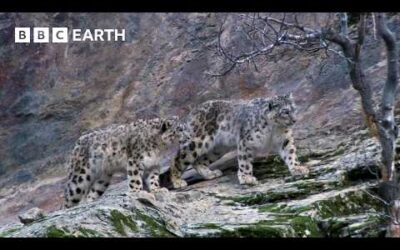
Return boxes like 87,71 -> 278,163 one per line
0,129 -> 391,237
0,13 -> 399,237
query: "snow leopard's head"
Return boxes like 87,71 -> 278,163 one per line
159,116 -> 188,146
260,93 -> 297,127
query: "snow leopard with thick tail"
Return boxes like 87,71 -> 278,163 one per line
64,116 -> 185,208
169,93 -> 309,189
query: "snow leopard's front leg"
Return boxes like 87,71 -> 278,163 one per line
127,158 -> 144,192
126,158 -> 157,201
145,167 -> 168,193
170,148 -> 189,189
237,137 -> 259,185
170,138 -> 223,189
279,130 -> 309,176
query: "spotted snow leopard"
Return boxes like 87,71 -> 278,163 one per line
64,116 -> 185,208
169,93 -> 309,188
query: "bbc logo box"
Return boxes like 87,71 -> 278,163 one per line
15,27 -> 68,43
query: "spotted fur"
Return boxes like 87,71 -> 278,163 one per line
170,93 -> 309,188
64,116 -> 184,208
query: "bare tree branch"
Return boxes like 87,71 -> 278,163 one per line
355,13 -> 366,60
372,13 -> 377,40
376,13 -> 399,182
339,13 -> 348,36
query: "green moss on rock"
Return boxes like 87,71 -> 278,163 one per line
231,193 -> 268,206
231,181 -> 327,206
253,156 -> 290,180
195,222 -> 285,238
108,209 -> 174,237
290,216 -> 322,237
256,187 -> 385,237
218,224 -> 284,237
46,225 -> 74,238
0,228 -> 20,237
314,190 -> 382,219
77,227 -> 104,237
134,209 -> 174,237
258,203 -> 311,215
321,215 -> 386,237
258,203 -> 288,213
110,210 -> 138,236
192,215 -> 324,238
198,223 -> 222,230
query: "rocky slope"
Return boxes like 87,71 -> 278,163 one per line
0,126 -> 390,237
0,13 -> 399,237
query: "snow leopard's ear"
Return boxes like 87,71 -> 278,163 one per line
284,92 -> 293,100
161,120 -> 172,133
267,101 -> 279,111
170,115 -> 179,122
160,116 -> 179,133
161,122 -> 168,133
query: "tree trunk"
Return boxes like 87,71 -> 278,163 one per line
347,53 -> 380,140
336,13 -> 400,237
376,12 -> 400,237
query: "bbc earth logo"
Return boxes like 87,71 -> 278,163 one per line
15,27 -> 126,43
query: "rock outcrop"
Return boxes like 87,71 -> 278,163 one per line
0,125 -> 391,237
18,207 -> 46,225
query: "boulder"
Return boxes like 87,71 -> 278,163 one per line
18,207 -> 46,225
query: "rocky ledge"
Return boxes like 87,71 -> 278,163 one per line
0,127 -> 389,238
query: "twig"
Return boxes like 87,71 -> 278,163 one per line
372,13 -> 377,40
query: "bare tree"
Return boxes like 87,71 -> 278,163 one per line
211,12 -> 399,236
